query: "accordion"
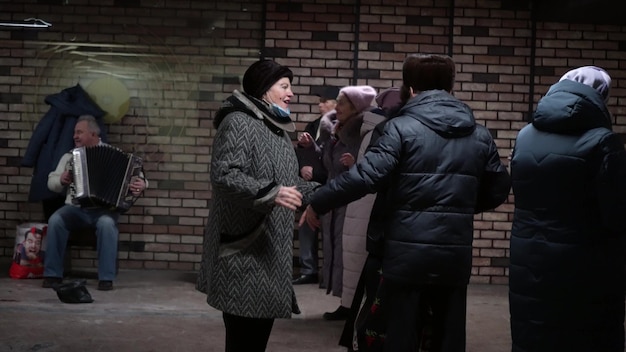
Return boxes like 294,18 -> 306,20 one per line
70,145 -> 144,212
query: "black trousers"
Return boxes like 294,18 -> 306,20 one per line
340,254 -> 383,350
384,282 -> 467,352
222,312 -> 274,352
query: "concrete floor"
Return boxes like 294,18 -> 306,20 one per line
0,268 -> 511,352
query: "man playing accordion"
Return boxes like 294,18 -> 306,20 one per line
41,114 -> 147,291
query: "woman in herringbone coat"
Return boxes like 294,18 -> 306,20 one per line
196,59 -> 319,352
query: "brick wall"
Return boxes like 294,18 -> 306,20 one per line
1,0 -> 625,284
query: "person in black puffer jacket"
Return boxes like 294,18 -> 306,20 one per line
301,54 -> 511,352
509,66 -> 626,352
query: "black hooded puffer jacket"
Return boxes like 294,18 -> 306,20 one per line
309,89 -> 511,286
510,79 -> 626,352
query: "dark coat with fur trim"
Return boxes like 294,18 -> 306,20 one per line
510,79 -> 626,352
196,91 -> 319,319
295,114 -> 334,184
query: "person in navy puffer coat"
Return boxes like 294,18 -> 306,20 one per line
301,54 -> 511,352
21,84 -> 106,220
509,66 -> 626,352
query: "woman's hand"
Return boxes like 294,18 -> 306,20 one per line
299,205 -> 320,230
340,153 -> 355,168
298,132 -> 314,148
275,186 -> 302,211
300,166 -> 313,180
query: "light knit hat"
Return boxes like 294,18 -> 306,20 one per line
559,66 -> 611,102
339,85 -> 377,113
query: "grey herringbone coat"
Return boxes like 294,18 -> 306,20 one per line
197,91 -> 318,319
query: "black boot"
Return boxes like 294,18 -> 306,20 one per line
323,305 -> 350,321
292,274 -> 318,285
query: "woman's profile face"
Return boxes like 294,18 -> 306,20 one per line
263,77 -> 293,110
335,94 -> 357,124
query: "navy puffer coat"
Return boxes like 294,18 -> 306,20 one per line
510,79 -> 626,352
309,89 -> 511,286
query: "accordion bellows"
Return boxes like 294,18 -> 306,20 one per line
70,145 -> 143,212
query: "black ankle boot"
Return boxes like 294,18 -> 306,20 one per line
323,305 -> 350,321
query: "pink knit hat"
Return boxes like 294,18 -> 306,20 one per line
339,85 -> 377,113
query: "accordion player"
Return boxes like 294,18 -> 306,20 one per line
69,144 -> 144,212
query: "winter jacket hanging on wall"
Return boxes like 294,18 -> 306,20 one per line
21,84 -> 107,202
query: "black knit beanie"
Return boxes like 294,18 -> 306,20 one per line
242,59 -> 294,99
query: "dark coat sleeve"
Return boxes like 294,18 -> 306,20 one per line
475,134 -> 511,213
21,109 -> 57,167
296,117 -> 328,184
595,132 -> 626,233
21,106 -> 72,202
309,121 -> 402,215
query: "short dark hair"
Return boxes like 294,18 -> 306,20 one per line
315,86 -> 340,101
402,54 -> 456,93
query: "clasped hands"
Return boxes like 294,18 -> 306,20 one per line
275,186 -> 320,229
299,205 -> 320,230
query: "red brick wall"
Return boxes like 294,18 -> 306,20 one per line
1,0 -> 625,284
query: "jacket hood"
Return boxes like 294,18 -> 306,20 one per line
44,84 -> 105,118
532,79 -> 612,134
213,90 -> 295,133
399,89 -> 475,138
361,110 -> 387,138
